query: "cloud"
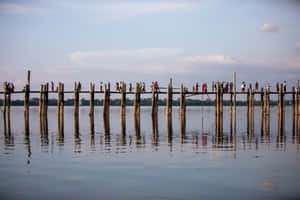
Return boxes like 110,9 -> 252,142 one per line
182,55 -> 239,64
69,48 -> 182,68
69,48 -> 300,77
65,2 -> 198,20
258,24 -> 279,32
296,42 -> 300,48
0,2 -> 46,15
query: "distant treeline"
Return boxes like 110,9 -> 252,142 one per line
0,98 -> 293,106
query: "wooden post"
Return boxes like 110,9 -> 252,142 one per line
215,82 -> 223,144
120,82 -> 126,136
266,88 -> 270,134
264,89 -> 267,135
103,83 -> 107,131
292,87 -> 296,136
151,84 -> 159,138
42,85 -> 46,136
107,82 -> 110,126
180,84 -> 186,138
278,84 -> 282,135
281,83 -> 285,135
7,83 -> 11,135
216,82 -> 219,137
267,87 -> 270,116
166,78 -> 172,138
60,83 -> 64,136
233,72 -> 236,135
2,83 -> 7,136
260,88 -> 264,135
44,83 -> 49,135
220,82 -> 223,137
2,83 -> 7,116
103,83 -> 110,136
251,86 -> 255,132
296,80 -> 300,137
57,82 -> 61,138
39,85 -> 43,134
133,83 -> 140,138
24,82 -> 30,136
248,84 -> 253,134
151,83 -> 156,137
247,87 -> 250,133
151,84 -> 156,117
230,91 -> 233,134
296,81 -> 299,135
89,82 -> 95,135
24,69 -> 31,135
278,84 -> 281,135
74,82 -> 79,137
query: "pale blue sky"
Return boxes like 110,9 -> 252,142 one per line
0,0 -> 300,90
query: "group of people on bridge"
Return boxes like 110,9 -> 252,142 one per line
4,80 -> 290,94
3,82 -> 15,93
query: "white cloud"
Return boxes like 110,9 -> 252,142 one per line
69,48 -> 182,67
296,42 -> 300,48
182,55 -> 239,64
68,48 -> 300,77
0,2 -> 46,15
66,2 -> 198,20
258,24 -> 279,32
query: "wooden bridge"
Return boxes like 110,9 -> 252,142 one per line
1,71 -> 300,140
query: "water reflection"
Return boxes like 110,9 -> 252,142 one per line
24,135 -> 31,165
40,134 -> 49,152
0,129 -> 299,159
4,133 -> 14,150
74,136 -> 82,153
90,135 -> 95,152
1,106 -> 300,157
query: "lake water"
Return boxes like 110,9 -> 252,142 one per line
0,106 -> 300,200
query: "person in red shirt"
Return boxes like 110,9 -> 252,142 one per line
116,82 -> 119,91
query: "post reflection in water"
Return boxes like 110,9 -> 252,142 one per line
121,119 -> 126,138
90,135 -> 95,152
3,132 -> 14,150
3,112 -> 7,137
103,116 -> 110,142
152,120 -> 159,147
74,136 -> 81,153
40,134 -> 49,152
134,117 -> 140,140
103,126 -> 111,152
1,105 -> 300,155
24,135 -> 31,165
152,114 -> 158,138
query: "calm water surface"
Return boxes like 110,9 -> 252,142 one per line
0,106 -> 300,200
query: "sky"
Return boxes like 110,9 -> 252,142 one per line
0,0 -> 300,91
